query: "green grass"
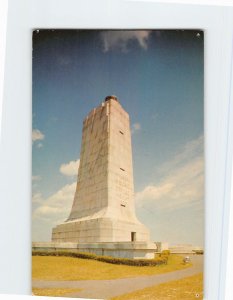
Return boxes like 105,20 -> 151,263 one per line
32,254 -> 192,281
111,273 -> 203,300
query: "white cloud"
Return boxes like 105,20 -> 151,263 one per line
131,122 -> 141,134
37,143 -> 43,149
135,135 -> 204,212
100,31 -> 151,52
32,192 -> 43,204
60,159 -> 80,177
32,182 -> 77,241
33,182 -> 76,219
161,135 -> 203,173
32,129 -> 44,142
136,183 -> 174,202
32,175 -> 41,182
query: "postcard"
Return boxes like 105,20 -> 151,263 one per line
32,29 -> 204,299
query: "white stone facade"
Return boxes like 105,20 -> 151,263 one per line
52,97 -> 151,244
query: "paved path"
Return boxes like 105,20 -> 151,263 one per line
33,256 -> 203,299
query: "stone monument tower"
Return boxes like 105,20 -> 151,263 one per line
51,96 -> 156,257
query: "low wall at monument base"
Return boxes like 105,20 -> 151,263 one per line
32,241 -> 157,259
169,244 -> 195,254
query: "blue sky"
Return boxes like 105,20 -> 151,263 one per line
32,30 -> 204,246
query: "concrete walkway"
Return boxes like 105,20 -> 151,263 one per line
33,256 -> 203,299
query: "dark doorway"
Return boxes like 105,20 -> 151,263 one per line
131,232 -> 136,242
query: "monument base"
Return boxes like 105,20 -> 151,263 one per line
32,241 -> 157,259
52,217 -> 150,243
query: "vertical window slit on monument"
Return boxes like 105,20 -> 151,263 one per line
121,204 -> 126,207
119,130 -> 124,135
120,168 -> 125,171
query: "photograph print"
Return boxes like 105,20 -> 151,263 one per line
32,30 -> 204,299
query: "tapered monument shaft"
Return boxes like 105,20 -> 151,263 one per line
52,96 -> 150,243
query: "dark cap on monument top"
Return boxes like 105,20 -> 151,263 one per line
105,95 -> 119,102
